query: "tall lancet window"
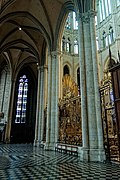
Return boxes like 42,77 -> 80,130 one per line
15,75 -> 28,123
99,0 -> 111,21
109,26 -> 114,44
74,39 -> 79,54
73,12 -> 78,30
62,36 -> 66,52
117,0 -> 120,6
64,65 -> 69,75
65,13 -> 71,29
107,0 -> 111,15
102,31 -> 108,48
66,38 -> 71,53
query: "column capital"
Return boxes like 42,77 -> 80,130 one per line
43,65 -> 48,70
40,66 -> 44,72
38,65 -> 48,72
79,10 -> 97,23
51,50 -> 62,58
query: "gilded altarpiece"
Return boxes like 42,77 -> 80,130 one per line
100,71 -> 119,161
58,75 -> 82,146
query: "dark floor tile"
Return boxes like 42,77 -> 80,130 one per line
0,144 -> 120,180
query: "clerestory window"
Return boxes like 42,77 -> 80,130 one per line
99,0 -> 111,22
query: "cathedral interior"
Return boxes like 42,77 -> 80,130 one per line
0,0 -> 120,179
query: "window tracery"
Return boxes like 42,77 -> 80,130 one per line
15,75 -> 28,123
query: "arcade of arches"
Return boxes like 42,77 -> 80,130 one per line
0,0 -> 120,163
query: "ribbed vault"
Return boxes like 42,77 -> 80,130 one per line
0,0 -> 95,74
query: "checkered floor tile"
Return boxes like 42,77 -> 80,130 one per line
0,144 -> 120,179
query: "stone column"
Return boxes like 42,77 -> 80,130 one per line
83,13 -> 98,151
4,79 -> 15,143
45,51 -> 59,150
49,51 -> 57,148
43,65 -> 48,108
37,66 -> 44,145
41,66 -> 47,143
59,54 -> 63,99
77,11 -> 105,162
45,53 -> 52,149
90,11 -> 105,160
40,65 -> 48,144
34,65 -> 45,146
78,16 -> 89,160
55,51 -> 60,143
34,66 -> 41,146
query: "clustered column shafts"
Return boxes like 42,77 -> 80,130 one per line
83,14 -> 98,150
38,66 -> 44,143
90,14 -> 104,150
34,65 -> 46,146
5,79 -> 15,143
55,52 -> 60,143
34,66 -> 41,145
45,54 -> 52,147
78,17 -> 89,150
45,51 -> 60,150
77,10 -> 105,161
50,52 -> 56,146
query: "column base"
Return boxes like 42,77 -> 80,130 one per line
44,142 -> 55,150
34,140 -> 41,147
78,147 -> 106,162
4,137 -> 10,144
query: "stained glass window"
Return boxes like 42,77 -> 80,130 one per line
15,75 -> 28,123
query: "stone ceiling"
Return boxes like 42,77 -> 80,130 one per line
0,0 -> 75,71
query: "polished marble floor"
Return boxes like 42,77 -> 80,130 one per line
0,144 -> 120,180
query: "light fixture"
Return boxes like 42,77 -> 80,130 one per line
19,27 -> 22,31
